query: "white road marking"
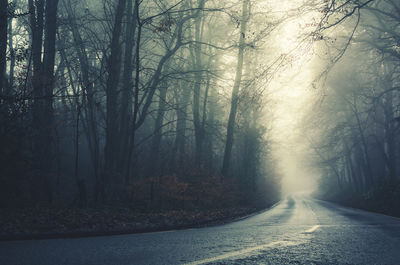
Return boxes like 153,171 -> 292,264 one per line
183,240 -> 298,265
183,225 -> 321,265
147,230 -> 177,235
304,225 -> 320,233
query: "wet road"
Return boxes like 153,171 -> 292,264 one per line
1,196 -> 400,265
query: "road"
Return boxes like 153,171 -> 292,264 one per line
1,196 -> 400,265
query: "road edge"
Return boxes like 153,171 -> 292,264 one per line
0,201 -> 281,241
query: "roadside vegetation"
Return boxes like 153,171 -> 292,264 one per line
305,0 -> 400,217
0,0 -> 284,239
1,0 -> 398,240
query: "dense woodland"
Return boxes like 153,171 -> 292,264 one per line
0,0 -> 399,218
306,0 -> 400,215
0,0 -> 283,210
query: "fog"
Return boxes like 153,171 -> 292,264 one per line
266,0 -> 320,195
0,0 -> 399,219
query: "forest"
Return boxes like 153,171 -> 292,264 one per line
304,0 -> 400,216
0,0 -> 399,238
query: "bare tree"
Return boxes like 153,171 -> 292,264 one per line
222,0 -> 250,177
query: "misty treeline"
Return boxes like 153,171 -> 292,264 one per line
0,0 -> 284,209
306,0 -> 400,214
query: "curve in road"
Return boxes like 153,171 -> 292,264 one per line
1,196 -> 400,265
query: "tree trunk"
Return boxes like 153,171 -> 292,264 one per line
192,7 -> 204,166
124,2 -> 141,185
204,77 -> 217,171
172,77 -> 191,171
148,82 -> 168,177
104,0 -> 127,198
63,0 -> 103,202
0,0 -> 7,96
8,15 -> 15,89
74,104 -> 86,207
119,0 -> 137,174
29,0 -> 59,204
382,84 -> 396,182
353,98 -> 374,187
222,0 -> 249,177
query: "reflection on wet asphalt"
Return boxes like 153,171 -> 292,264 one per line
1,196 -> 400,265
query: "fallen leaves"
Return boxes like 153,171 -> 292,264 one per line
0,206 -> 261,240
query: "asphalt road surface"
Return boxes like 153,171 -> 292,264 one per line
1,196 -> 400,265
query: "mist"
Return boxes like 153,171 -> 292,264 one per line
0,0 -> 399,245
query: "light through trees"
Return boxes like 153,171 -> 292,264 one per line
0,0 -> 398,218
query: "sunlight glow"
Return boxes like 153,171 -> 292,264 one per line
265,0 -> 321,195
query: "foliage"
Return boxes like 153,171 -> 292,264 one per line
317,179 -> 400,217
0,0 -> 280,212
0,205 -> 262,240
128,172 -> 244,212
307,0 -> 400,218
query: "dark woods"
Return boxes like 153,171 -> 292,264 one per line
0,0 -> 279,211
308,0 -> 400,216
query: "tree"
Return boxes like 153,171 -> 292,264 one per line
103,0 -> 127,199
0,0 -> 281,210
29,0 -> 60,203
222,0 -> 250,177
0,0 -> 8,96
